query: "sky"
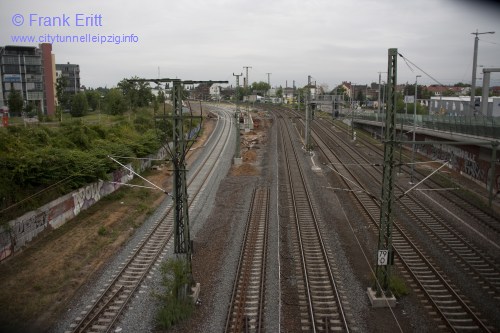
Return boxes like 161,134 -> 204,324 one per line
1,0 -> 500,91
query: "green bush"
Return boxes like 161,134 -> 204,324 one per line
97,226 -> 107,236
0,119 -> 163,224
155,259 -> 194,330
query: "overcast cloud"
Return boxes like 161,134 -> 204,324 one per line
1,0 -> 499,90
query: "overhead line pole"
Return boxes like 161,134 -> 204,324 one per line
243,66 -> 252,90
266,72 -> 272,102
373,49 -> 398,303
378,72 -> 387,140
243,66 -> 252,130
470,30 -> 495,116
305,75 -> 312,151
233,73 -> 243,161
128,77 -> 227,300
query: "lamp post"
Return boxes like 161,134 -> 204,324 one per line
410,75 -> 421,184
470,30 -> 495,115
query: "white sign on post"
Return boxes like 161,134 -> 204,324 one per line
378,250 -> 389,266
404,96 -> 415,103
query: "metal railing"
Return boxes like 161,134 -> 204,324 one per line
354,112 -> 500,139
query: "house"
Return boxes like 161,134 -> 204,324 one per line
189,83 -> 210,100
283,87 -> 295,104
426,85 -> 468,96
209,83 -> 222,101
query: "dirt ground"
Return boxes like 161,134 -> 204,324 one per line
0,117 -> 216,333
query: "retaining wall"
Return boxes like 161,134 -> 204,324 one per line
0,146 -> 169,262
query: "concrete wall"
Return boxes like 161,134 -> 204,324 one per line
0,146 -> 170,262
354,121 -> 500,194
420,140 -> 500,191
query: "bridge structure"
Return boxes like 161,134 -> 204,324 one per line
350,111 -> 499,207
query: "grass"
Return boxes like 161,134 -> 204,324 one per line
0,169 -> 166,333
371,273 -> 409,299
7,107 -> 152,127
154,258 -> 195,330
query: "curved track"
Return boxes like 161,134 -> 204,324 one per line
66,107 -> 235,333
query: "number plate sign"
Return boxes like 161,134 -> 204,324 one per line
378,250 -> 389,266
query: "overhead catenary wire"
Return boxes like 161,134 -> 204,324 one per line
397,52 -> 476,112
107,155 -> 170,161
107,155 -> 171,196
327,159 -> 448,167
0,173 -> 82,214
396,161 -> 449,201
326,164 -> 379,202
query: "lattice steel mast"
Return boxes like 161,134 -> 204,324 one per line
375,48 -> 398,296
128,78 -> 227,290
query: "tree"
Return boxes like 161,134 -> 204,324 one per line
356,90 -> 365,105
86,90 -> 101,111
105,88 -> 127,115
55,76 -> 69,114
24,101 -> 36,118
251,81 -> 271,95
442,89 -> 456,97
157,89 -> 166,104
235,86 -> 245,101
332,85 -> 348,101
71,92 -> 89,117
118,76 -> 154,110
276,87 -> 283,99
7,85 -> 23,116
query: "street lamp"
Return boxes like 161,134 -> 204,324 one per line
470,30 -> 495,115
410,75 -> 421,184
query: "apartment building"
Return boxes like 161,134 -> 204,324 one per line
0,43 -> 56,116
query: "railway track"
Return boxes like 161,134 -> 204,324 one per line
66,107 -> 235,333
306,115 -> 495,331
277,114 -> 350,333
313,118 -> 500,296
225,187 -> 269,333
324,115 -> 500,236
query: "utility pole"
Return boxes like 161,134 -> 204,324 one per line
242,66 -> 252,131
243,66 -> 252,90
378,72 -> 387,140
305,75 -> 312,151
127,77 -> 227,301
266,72 -> 272,102
233,73 -> 243,162
481,67 -> 500,115
410,75 -> 421,184
371,49 -> 398,305
470,30 -> 495,116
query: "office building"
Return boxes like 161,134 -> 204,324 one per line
0,43 -> 56,116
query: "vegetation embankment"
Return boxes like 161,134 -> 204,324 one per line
0,107 -> 164,225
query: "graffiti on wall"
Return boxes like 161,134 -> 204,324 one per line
0,132 -> 178,262
426,141 -> 491,185
0,163 -> 136,262
72,165 -> 134,215
0,210 -> 49,258
72,181 -> 104,215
